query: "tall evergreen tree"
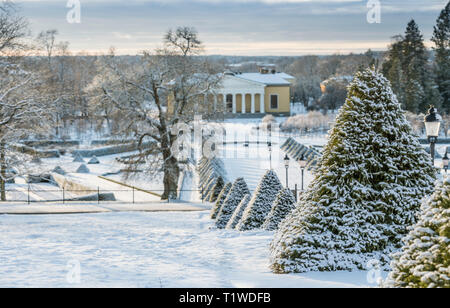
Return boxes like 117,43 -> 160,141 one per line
385,181 -> 449,288
216,178 -> 250,229
383,20 -> 441,113
270,69 -> 436,273
432,2 -> 450,114
237,170 -> 283,231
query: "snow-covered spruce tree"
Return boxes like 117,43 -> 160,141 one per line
207,176 -> 224,202
216,178 -> 250,229
270,68 -> 436,273
263,188 -> 297,231
237,170 -> 283,231
210,182 -> 232,219
226,194 -> 251,230
385,181 -> 449,288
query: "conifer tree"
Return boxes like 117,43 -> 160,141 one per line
270,68 -> 436,273
207,176 -> 224,202
263,188 -> 297,231
383,20 -> 441,113
237,170 -> 283,231
432,2 -> 450,114
216,178 -> 250,229
210,182 -> 232,219
226,194 -> 251,230
385,181 -> 449,288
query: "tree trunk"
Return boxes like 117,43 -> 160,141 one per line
161,154 -> 180,200
0,143 -> 6,201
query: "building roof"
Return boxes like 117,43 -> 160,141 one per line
234,72 -> 294,86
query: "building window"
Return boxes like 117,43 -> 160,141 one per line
270,94 -> 278,110
226,94 -> 233,112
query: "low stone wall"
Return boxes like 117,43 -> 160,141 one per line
72,142 -> 154,158
23,140 -> 80,147
11,144 -> 61,158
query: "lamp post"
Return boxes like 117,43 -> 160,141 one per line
284,154 -> 290,188
298,154 -> 307,191
443,152 -> 449,175
268,141 -> 272,170
424,106 -> 441,166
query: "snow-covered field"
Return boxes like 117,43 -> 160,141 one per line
0,210 -> 372,288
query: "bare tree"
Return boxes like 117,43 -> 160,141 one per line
36,29 -> 58,67
0,61 -> 53,200
0,1 -> 29,54
91,27 -> 221,199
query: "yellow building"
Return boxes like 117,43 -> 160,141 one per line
215,70 -> 294,116
168,68 -> 295,116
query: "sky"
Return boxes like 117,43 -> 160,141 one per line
16,0 -> 449,56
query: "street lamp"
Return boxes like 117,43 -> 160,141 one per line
424,106 -> 441,166
284,154 -> 290,188
268,141 -> 272,170
443,152 -> 449,174
298,154 -> 307,191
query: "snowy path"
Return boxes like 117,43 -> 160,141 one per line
0,211 -> 371,288
0,202 -> 208,215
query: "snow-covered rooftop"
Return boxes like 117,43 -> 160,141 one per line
234,73 -> 294,86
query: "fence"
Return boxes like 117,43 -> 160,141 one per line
0,187 -> 207,204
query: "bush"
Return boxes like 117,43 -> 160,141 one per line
210,182 -> 232,219
237,170 -> 283,231
216,178 -> 250,229
263,188 -> 297,231
226,194 -> 251,230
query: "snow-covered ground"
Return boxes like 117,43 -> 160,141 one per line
0,210 -> 373,288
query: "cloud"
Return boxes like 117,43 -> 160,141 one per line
17,0 -> 447,55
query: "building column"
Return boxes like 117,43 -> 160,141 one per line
213,94 -> 217,112
241,93 -> 246,114
222,94 -> 226,113
259,92 -> 265,113
251,93 -> 255,114
232,93 -> 237,114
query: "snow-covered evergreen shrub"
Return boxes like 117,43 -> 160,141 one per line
210,182 -> 232,219
237,170 -> 283,231
270,68 -> 436,273
263,188 -> 297,231
226,194 -> 251,230
88,156 -> 100,164
202,173 -> 217,199
385,181 -> 449,288
73,153 -> 84,163
207,176 -> 224,202
216,178 -> 250,229
76,164 -> 90,174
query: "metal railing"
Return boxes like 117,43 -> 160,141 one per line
0,188 -> 206,204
